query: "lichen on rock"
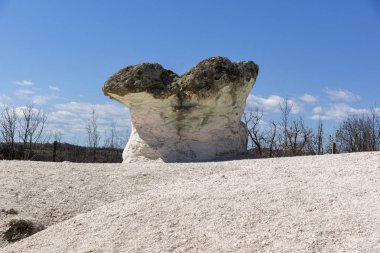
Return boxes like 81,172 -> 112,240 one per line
103,56 -> 259,162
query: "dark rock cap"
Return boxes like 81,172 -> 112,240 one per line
103,56 -> 259,99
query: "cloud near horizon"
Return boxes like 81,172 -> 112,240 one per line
32,95 -> 60,105
47,101 -> 131,144
0,94 -> 12,107
300,94 -> 318,103
15,89 -> 59,106
323,88 -> 360,102
311,103 -> 370,121
48,86 -> 60,92
14,80 -> 34,86
15,89 -> 35,96
245,95 -> 302,114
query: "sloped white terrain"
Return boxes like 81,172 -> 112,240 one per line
1,152 -> 380,252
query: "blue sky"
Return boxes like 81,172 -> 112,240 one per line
0,0 -> 379,144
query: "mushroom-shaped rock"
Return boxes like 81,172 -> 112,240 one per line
103,56 -> 259,162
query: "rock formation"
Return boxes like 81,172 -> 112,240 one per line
103,56 -> 259,162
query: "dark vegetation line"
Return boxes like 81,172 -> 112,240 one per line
0,101 -> 379,162
0,142 -> 123,163
0,104 -> 123,163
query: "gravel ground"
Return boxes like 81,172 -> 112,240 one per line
1,152 -> 380,252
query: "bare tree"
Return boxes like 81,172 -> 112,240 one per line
104,122 -> 117,149
279,97 -> 293,154
266,121 -> 278,157
326,135 -> 335,154
86,107 -> 100,161
335,111 -> 380,153
244,109 -> 266,156
316,118 -> 324,155
370,106 -> 380,151
303,119 -> 326,155
52,131 -> 63,144
244,108 -> 280,158
306,118 -> 325,155
116,129 -> 129,150
0,107 -> 18,159
18,105 -> 48,159
287,117 -> 312,156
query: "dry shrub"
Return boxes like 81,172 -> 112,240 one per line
1,208 -> 18,215
3,219 -> 44,242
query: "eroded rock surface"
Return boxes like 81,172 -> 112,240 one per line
103,57 -> 258,162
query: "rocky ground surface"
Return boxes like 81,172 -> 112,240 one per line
0,152 -> 379,252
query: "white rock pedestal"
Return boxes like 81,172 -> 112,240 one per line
103,57 -> 259,162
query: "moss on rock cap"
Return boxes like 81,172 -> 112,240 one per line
103,56 -> 259,100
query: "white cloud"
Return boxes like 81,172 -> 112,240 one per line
15,88 -> 59,105
48,86 -> 60,92
32,95 -> 51,105
0,94 -> 12,107
374,108 -> 380,117
14,80 -> 34,86
38,95 -> 60,105
48,102 -> 131,145
323,88 -> 360,102
310,103 -> 369,121
300,94 -> 318,103
15,89 -> 35,96
14,106 -> 41,118
313,106 -> 322,115
246,95 -> 302,114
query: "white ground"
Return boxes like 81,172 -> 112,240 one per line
0,152 -> 379,252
